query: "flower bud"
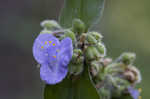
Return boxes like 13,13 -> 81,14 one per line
72,19 -> 85,34
73,49 -> 82,55
118,52 -> 136,65
78,33 -> 86,46
68,49 -> 84,75
71,49 -> 82,64
89,32 -> 103,42
85,46 -> 101,61
123,66 -> 141,84
90,61 -> 100,76
86,34 -> 97,44
64,30 -> 76,43
99,87 -> 111,99
102,58 -> 112,66
41,20 -> 61,30
96,43 -> 106,57
69,63 -> 84,75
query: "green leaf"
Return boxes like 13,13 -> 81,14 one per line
72,67 -> 100,99
59,0 -> 105,29
44,78 -> 73,99
44,67 -> 99,99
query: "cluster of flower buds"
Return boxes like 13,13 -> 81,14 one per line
90,52 -> 142,99
33,19 -> 142,99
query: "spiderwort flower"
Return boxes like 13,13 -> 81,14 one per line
128,87 -> 139,99
33,33 -> 73,84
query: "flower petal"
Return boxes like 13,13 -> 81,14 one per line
58,37 -> 73,67
128,87 -> 139,99
33,33 -> 59,64
33,33 -> 73,84
40,63 -> 68,84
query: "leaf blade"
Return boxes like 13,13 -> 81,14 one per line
59,0 -> 105,29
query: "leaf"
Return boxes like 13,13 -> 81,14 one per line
44,67 -> 99,99
59,0 -> 105,29
72,66 -> 100,99
44,78 -> 73,99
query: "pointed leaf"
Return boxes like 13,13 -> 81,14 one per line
59,0 -> 105,29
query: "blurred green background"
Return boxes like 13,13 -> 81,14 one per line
0,0 -> 149,99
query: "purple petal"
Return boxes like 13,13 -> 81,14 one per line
33,33 -> 59,64
33,33 -> 73,84
40,37 -> 73,84
128,87 -> 139,99
40,63 -> 68,84
58,37 -> 73,67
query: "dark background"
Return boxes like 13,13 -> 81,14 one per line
0,0 -> 149,99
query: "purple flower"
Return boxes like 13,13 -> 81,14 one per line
128,86 -> 139,99
33,33 -> 73,84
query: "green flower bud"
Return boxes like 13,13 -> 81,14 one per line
68,49 -> 84,75
74,50 -> 84,64
78,33 -> 86,47
89,32 -> 103,41
64,30 -> 76,43
69,63 -> 84,75
86,34 -> 97,44
118,52 -> 136,65
41,20 -> 61,30
90,61 -> 100,76
85,46 -> 101,61
92,47 -> 101,59
99,87 -> 111,99
96,43 -> 106,57
71,53 -> 78,63
74,49 -> 82,55
85,46 -> 94,60
72,19 -> 85,34
110,77 -> 130,98
104,63 -> 125,75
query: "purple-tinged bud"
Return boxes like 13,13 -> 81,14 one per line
90,61 -> 100,76
124,66 -> 141,84
101,58 -> 112,66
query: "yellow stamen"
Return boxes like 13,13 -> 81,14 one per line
138,88 -> 142,93
53,43 -> 55,46
53,56 -> 56,58
49,41 -> 52,43
45,41 -> 48,44
41,46 -> 44,49
138,96 -> 142,99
